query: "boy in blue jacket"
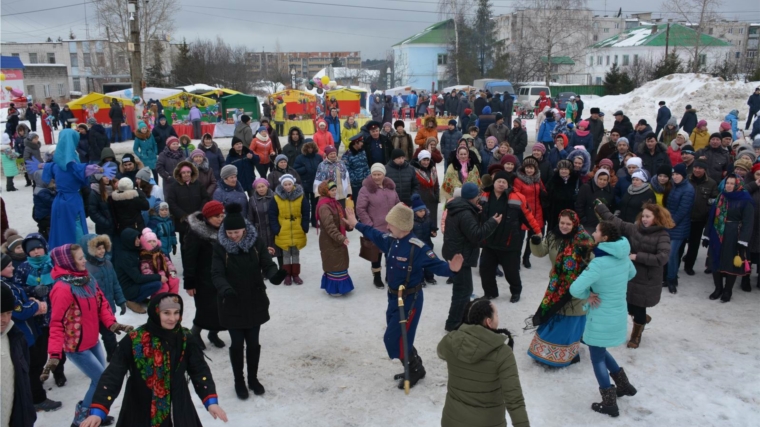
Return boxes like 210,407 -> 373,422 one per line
147,202 -> 178,258
411,195 -> 438,285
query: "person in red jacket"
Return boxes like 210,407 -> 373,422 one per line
313,118 -> 335,157
535,91 -> 554,116
41,244 -> 134,427
513,156 -> 547,269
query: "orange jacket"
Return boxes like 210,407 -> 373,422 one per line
250,137 -> 275,164
415,116 -> 439,146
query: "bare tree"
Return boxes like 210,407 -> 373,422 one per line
665,0 -> 724,73
438,0 -> 473,84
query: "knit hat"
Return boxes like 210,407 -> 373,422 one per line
733,157 -> 753,173
697,120 -> 707,128
598,158 -> 614,169
532,142 -> 546,154
231,136 -> 244,146
417,150 -> 431,161
118,177 -> 133,191
1,282 -> 13,313
135,167 -> 152,183
223,203 -> 246,230
752,163 -> 760,175
190,149 -> 205,159
253,177 -> 269,189
391,148 -> 405,160
753,136 -> 760,149
720,131 -> 732,139
4,229 -> 24,253
370,163 -> 386,175
240,114 -> 251,123
157,202 -> 169,211
657,165 -> 672,179
461,182 -> 480,200
693,160 -> 709,170
492,170 -> 511,184
394,120 -> 404,129
557,159 -> 573,171
448,119 -> 457,126
613,110 -> 624,116
121,154 -> 135,164
220,165 -> 238,180
590,107 -> 600,114
681,144 -> 695,154
201,200 -> 225,219
21,234 -> 47,256
87,117 -> 97,126
719,122 -> 731,132
385,203 -> 414,232
710,132 -> 722,141
522,156 -> 539,169
673,163 -> 688,178
495,112 -> 504,121
464,108 -> 472,115
279,174 -> 296,185
1,253 -> 11,271
411,194 -> 426,212
140,228 -> 160,250
324,145 -> 337,156
50,244 -> 78,271
274,154 -> 288,166
258,126 -> 268,133
383,122 -> 392,129
594,168 -> 610,184
166,136 -> 180,147
626,157 -> 642,168
502,154 -> 518,166
632,169 -> 649,182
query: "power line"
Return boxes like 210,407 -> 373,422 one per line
1,0 -> 99,17
183,5 -> 437,24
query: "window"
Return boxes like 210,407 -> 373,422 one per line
728,28 -> 733,34
699,54 -> 707,66
615,23 -> 620,29
72,77 -> 81,92
58,83 -> 65,96
623,55 -> 629,66
614,55 -> 618,64
739,28 -> 744,34
634,54 -> 639,64
29,53 -> 38,64
603,28 -> 609,33
736,51 -> 741,58
593,35 -> 598,41
47,53 -> 55,64
11,53 -> 19,57
117,54 -> 126,69
597,55 -> 602,65
606,55 -> 610,65
70,53 -> 78,67
596,77 -> 602,85
26,85 -> 35,100
43,84 -> 51,98
589,56 -> 594,66
437,54 -> 447,65
83,53 -> 91,67
96,52 -> 105,67
531,88 -> 545,95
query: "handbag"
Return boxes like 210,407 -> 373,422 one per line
359,236 -> 381,262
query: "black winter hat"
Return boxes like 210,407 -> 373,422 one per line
393,120 -> 404,129
240,114 -> 251,123
391,149 -> 406,160
448,119 -> 457,126
1,253 -> 11,271
1,283 -> 14,313
231,136 -> 244,146
657,165 -> 672,179
720,131 -> 733,139
223,203 -> 246,230
590,107 -> 600,114
495,112 -> 504,121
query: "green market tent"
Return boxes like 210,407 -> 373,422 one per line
220,94 -> 261,120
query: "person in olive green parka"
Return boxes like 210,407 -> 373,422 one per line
437,298 -> 530,427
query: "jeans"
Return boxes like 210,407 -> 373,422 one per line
229,326 -> 261,351
681,220 -> 706,270
667,238 -> 685,280
132,281 -> 162,302
445,266 -> 472,331
588,345 -> 621,389
99,324 -> 117,360
66,344 -> 106,407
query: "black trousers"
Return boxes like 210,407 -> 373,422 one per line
680,220 -> 706,270
306,192 -> 318,227
229,326 -> 261,351
29,327 -> 66,404
523,230 -> 536,260
446,266 -> 473,331
627,303 -> 647,325
480,247 -> 523,298
255,163 -> 270,179
746,109 -> 758,130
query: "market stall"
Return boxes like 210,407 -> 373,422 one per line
271,89 -> 317,117
201,88 -> 242,100
220,93 -> 260,121
67,92 -> 136,135
325,88 -> 366,118
283,119 -> 315,135
172,122 -> 216,138
160,92 -> 219,124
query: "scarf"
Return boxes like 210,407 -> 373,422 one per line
50,265 -> 96,299
315,196 -> 346,236
628,182 -> 650,195
140,247 -> 169,274
163,146 -> 184,160
575,129 -> 590,137
712,178 -> 753,242
256,133 -> 270,143
315,158 -> 348,183
535,210 -> 594,324
460,160 -> 469,180
26,255 -> 54,287
414,164 -> 437,188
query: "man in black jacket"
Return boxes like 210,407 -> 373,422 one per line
502,94 -> 514,129
362,121 -> 392,166
587,107 -> 605,153
442,182 -> 500,331
655,101 -> 671,138
695,133 -> 730,182
507,119 -> 528,161
746,87 -> 760,130
1,282 -> 37,427
679,104 -> 698,135
613,110 -> 634,136
384,149 -> 419,205
108,99 -> 125,143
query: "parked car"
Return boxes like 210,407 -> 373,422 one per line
516,86 -> 551,109
556,92 -> 578,110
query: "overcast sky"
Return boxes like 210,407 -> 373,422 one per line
2,0 -> 759,61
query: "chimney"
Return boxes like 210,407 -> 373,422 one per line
651,25 -> 658,34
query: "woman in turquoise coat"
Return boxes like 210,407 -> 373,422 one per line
569,221 -> 638,418
132,120 -> 158,171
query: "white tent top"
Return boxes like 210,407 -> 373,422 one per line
106,87 -> 182,101
384,86 -> 424,96
314,67 -> 380,82
176,84 -> 218,94
442,85 -> 477,93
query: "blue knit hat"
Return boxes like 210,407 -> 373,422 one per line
461,182 -> 480,200
411,194 -> 426,212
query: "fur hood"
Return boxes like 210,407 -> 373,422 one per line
301,141 -> 318,155
361,176 -> 396,194
135,126 -> 152,140
423,116 -> 437,128
567,148 -> 591,175
194,157 -> 210,172
24,137 -> 41,151
218,221 -> 258,254
288,127 -> 305,145
79,234 -> 112,265
172,160 -> 199,184
274,183 -> 304,200
199,139 -> 221,154
187,212 -> 219,243
110,188 -> 140,201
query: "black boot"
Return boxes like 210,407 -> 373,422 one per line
24,173 -> 32,187
709,272 -> 723,300
229,347 -> 248,399
522,255 -> 531,269
397,347 -> 426,390
591,386 -> 619,417
207,331 -> 225,348
610,367 -> 637,397
721,276 -> 736,303
6,177 -> 17,191
373,270 -> 384,289
191,325 -> 206,350
246,345 -> 266,395
740,275 -> 751,292
667,278 -> 677,294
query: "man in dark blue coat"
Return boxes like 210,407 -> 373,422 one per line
664,163 -> 694,294
746,87 -> 760,130
655,101 -> 671,139
678,104 -> 699,135
2,281 -> 38,427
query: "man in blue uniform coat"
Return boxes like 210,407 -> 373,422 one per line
344,203 -> 463,390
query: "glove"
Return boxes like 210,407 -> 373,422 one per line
109,323 -> 135,335
33,286 -> 50,299
269,269 -> 288,285
702,238 -> 709,248
172,245 -> 177,256
530,234 -> 542,245
223,287 -> 237,298
25,158 -> 42,173
40,358 -> 60,382
119,303 -> 127,316
593,198 -> 604,207
102,161 -> 117,179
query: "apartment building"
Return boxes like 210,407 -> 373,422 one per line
245,51 -> 362,81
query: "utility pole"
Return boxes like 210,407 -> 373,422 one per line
665,22 -> 670,57
128,0 -> 143,100
106,27 -> 115,76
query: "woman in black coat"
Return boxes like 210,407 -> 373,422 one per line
87,124 -> 110,164
109,177 -> 149,234
211,204 -> 285,400
618,169 -> 656,224
151,114 -> 178,154
293,141 -> 322,227
184,205 -> 227,350
546,160 -> 580,231
575,168 -> 614,232
80,294 -> 228,427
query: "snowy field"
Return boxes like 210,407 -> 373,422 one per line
4,75 -> 760,426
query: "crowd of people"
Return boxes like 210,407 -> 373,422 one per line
1,86 -> 759,427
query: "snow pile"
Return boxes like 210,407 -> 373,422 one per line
592,73 -> 759,127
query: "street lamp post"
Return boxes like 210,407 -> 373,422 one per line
291,68 -> 296,89
387,67 -> 391,89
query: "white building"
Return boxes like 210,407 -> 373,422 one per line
587,24 -> 732,84
392,20 -> 453,91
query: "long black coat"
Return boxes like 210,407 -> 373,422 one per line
7,325 -> 36,427
637,142 -> 671,176
87,186 -> 115,235
109,187 -> 149,234
507,127 -> 527,156
679,109 -> 698,135
90,329 -> 216,427
211,223 -> 279,330
114,228 -> 161,301
575,180 -> 613,232
442,197 -> 498,266
546,172 -> 580,230
151,117 -> 178,154
87,125 -> 110,163
619,187 -> 656,224
184,213 -> 224,330
166,161 -> 210,235
384,160 -> 419,205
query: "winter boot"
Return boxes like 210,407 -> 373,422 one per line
291,264 -> 303,285
126,300 -> 147,314
522,255 -> 531,269
398,347 -> 426,390
246,344 -> 266,395
191,325 -> 206,350
611,367 -> 637,397
591,386 -> 619,417
709,272 -> 723,300
667,278 -> 677,294
6,177 -> 17,192
34,398 -> 62,412
740,275 -> 751,292
626,323 -> 645,349
721,277 -> 735,303
207,330 -> 225,348
283,265 -> 292,286
54,371 -> 67,387
24,173 -> 32,187
70,401 -> 87,427
372,269 -> 384,289
229,347 -> 248,399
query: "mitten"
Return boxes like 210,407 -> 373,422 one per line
530,234 -> 542,245
102,161 -> 117,179
33,286 -> 50,299
24,158 -> 42,173
269,269 -> 288,285
119,303 -> 127,316
223,287 -> 237,298
40,358 -> 60,382
702,238 -> 710,248
109,323 -> 135,335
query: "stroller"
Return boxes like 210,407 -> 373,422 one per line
515,102 -> 534,119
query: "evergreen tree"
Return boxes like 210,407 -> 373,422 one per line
446,16 -> 479,85
145,41 -> 166,87
473,0 -> 497,77
331,57 -> 342,67
619,71 -> 635,94
171,38 -> 192,86
603,64 -> 622,95
653,53 -> 683,79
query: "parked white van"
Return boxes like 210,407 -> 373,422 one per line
516,86 -> 551,108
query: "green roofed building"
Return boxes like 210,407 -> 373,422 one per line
392,20 -> 454,91
586,23 -> 732,84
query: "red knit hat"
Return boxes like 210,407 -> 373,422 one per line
202,200 -> 225,219
752,162 -> 760,175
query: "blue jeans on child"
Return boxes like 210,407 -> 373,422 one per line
66,343 -> 106,407
132,281 -> 162,302
588,345 -> 621,389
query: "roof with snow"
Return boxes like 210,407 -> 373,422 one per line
393,20 -> 453,47
540,56 -> 575,65
589,24 -> 731,49
314,67 -> 379,80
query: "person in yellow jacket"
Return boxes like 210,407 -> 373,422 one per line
341,115 -> 360,151
268,174 -> 309,285
690,120 -> 710,151
272,96 -> 287,136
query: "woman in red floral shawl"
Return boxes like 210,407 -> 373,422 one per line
526,209 -> 595,367
81,293 -> 228,427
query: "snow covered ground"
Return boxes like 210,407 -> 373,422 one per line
4,88 -> 760,426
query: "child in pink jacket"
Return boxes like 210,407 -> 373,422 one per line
42,243 -> 133,426
138,228 -> 179,296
